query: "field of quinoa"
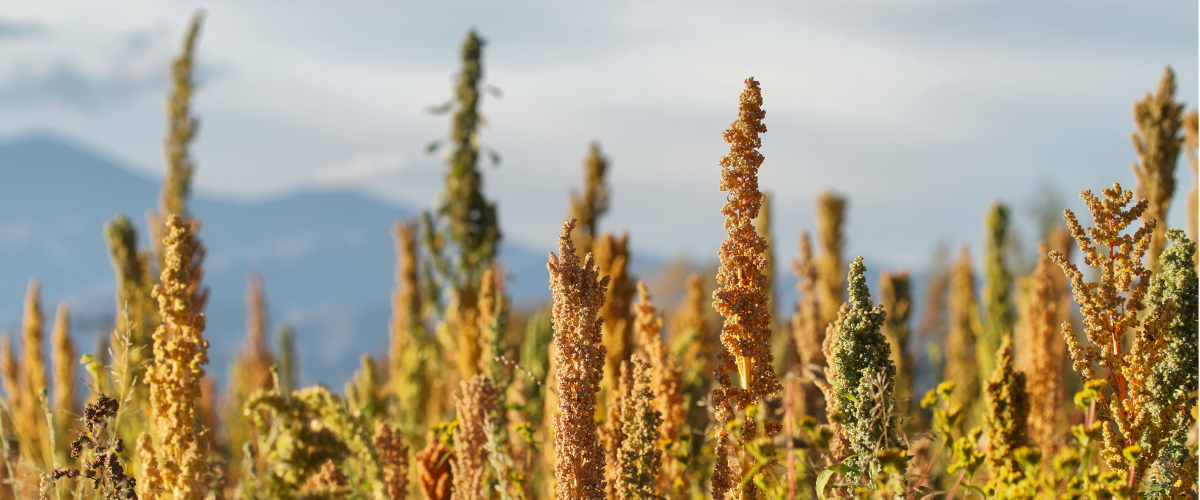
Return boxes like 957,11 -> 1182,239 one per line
0,8 -> 1196,500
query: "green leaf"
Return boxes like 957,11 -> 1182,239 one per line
425,100 -> 454,115
817,460 -> 857,500
816,469 -> 836,500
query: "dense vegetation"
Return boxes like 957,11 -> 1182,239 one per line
2,14 -> 1197,500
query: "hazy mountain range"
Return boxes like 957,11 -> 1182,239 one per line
0,133 -> 578,389
0,132 -> 896,395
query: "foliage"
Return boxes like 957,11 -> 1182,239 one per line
2,20 -> 1198,500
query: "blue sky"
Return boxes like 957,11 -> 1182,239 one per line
0,0 -> 1195,273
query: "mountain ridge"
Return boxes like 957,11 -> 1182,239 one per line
0,132 -> 559,388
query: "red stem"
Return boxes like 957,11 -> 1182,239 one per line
785,377 -> 795,500
946,471 -> 967,500
909,437 -> 948,498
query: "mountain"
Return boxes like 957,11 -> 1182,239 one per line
0,133 -> 554,389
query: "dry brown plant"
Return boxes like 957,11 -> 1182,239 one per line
945,246 -> 981,416
1131,66 -> 1186,274
672,274 -> 713,377
595,231 -> 636,416
388,220 -> 443,432
630,284 -> 686,496
614,356 -> 664,500
476,266 -> 504,377
815,190 -> 847,326
50,303 -> 76,421
137,215 -> 214,500
1046,226 -> 1075,409
1049,183 -> 1182,486
50,302 -> 78,465
603,361 -> 631,500
448,287 -> 483,382
548,218 -> 610,500
374,422 -> 410,500
150,14 -> 208,317
415,436 -> 454,500
0,335 -> 17,413
754,191 -> 776,328
790,231 -> 827,422
983,335 -> 1030,478
451,374 -> 498,500
710,77 -> 780,500
632,283 -> 684,448
1023,246 -> 1063,453
224,273 -> 275,480
104,215 -> 155,373
879,271 -> 913,423
304,460 -> 350,496
18,281 -> 51,468
569,142 -> 611,259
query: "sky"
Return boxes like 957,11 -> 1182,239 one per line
0,0 -> 1196,273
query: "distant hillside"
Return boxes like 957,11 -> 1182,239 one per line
0,133 -> 556,388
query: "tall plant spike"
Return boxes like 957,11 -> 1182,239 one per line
632,283 -> 684,449
570,142 -> 611,259
815,190 -> 847,327
879,271 -> 913,423
1185,111 -> 1198,246
50,302 -> 77,464
710,77 -> 779,500
945,246 -> 981,415
983,335 -> 1030,478
19,280 -> 51,467
238,273 -> 274,394
979,202 -> 1014,379
1131,66 -> 1186,274
138,215 -> 214,500
1049,183 -> 1177,485
151,12 -> 203,270
451,374 -> 498,500
672,273 -> 713,377
1142,229 -> 1198,495
711,77 -> 779,407
0,334 -> 17,412
754,191 -> 776,325
615,356 -> 664,500
374,422 -> 410,500
595,231 -> 636,416
225,273 -> 275,479
278,325 -> 296,394
791,230 -> 827,421
1024,246 -> 1063,454
160,13 -> 201,220
824,257 -> 904,474
548,219 -> 609,500
388,220 -> 441,431
604,360 -> 632,500
440,29 -> 500,275
475,266 -> 505,380
105,215 -> 154,365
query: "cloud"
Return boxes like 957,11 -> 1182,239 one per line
0,19 -> 49,41
0,63 -> 162,112
310,150 -> 405,184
